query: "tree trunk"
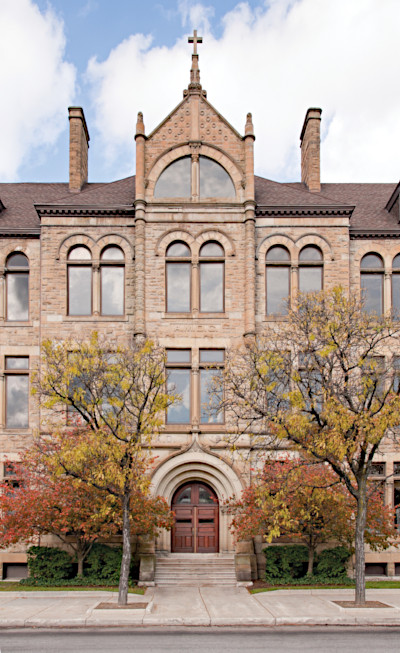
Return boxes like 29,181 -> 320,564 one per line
354,478 -> 367,606
118,491 -> 131,606
306,545 -> 315,576
77,553 -> 84,577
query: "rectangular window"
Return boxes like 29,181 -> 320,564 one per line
199,349 -> 224,424
166,263 -> 191,312
361,274 -> 383,314
199,263 -> 224,312
7,274 -> 29,321
166,350 -> 191,424
368,462 -> 385,477
299,267 -> 322,293
5,357 -> 29,429
101,267 -> 124,315
68,266 -> 92,315
266,267 -> 289,315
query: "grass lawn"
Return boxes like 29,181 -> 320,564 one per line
251,581 -> 400,593
0,582 -> 145,594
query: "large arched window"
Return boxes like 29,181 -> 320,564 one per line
392,254 -> 400,315
361,253 -> 384,314
199,241 -> 224,313
100,246 -> 125,316
67,246 -> 92,316
6,253 -> 29,321
154,155 -> 235,199
166,241 -> 191,313
299,246 -> 323,293
265,246 -> 290,315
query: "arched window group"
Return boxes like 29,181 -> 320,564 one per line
154,155 -> 235,200
67,245 -> 125,316
166,240 -> 225,314
6,252 -> 29,321
265,244 -> 323,315
361,252 -> 400,315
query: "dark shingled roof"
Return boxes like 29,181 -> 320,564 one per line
1,175 -> 398,235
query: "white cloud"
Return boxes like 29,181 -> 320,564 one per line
0,0 -> 76,181
86,0 -> 400,183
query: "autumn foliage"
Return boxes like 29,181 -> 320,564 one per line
227,457 -> 398,575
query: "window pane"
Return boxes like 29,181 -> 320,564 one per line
167,369 -> 190,423
7,253 -> 29,268
167,350 -> 191,363
299,267 -> 322,293
199,486 -> 216,503
167,242 -> 191,257
68,267 -> 92,315
393,255 -> 400,269
101,267 -> 124,315
7,273 -> 28,320
5,357 -> 29,370
154,157 -> 191,198
176,487 -> 191,504
361,274 -> 383,314
266,246 -> 290,261
200,262 -> 223,312
200,350 -> 224,363
361,254 -> 383,269
299,246 -> 322,261
200,368 -> 223,423
199,242 -> 224,257
68,246 -> 91,260
266,266 -> 289,315
101,246 -> 124,261
167,263 -> 191,312
6,375 -> 29,428
393,274 -> 400,314
199,156 -> 235,198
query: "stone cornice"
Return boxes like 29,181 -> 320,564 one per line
35,204 -> 135,218
350,229 -> 400,239
0,228 -> 40,237
256,205 -> 354,217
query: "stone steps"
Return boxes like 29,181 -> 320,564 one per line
155,554 -> 236,586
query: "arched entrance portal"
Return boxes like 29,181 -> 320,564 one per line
172,482 -> 219,553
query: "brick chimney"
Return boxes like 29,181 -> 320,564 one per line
300,108 -> 322,192
68,107 -> 90,192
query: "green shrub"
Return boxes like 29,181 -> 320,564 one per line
263,545 -> 308,581
314,546 -> 351,578
84,544 -> 122,583
27,546 -> 74,581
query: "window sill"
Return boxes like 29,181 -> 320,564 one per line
1,428 -> 32,434
163,424 -> 226,433
2,321 -> 33,327
164,313 -> 227,320
64,315 -> 128,322
263,315 -> 289,322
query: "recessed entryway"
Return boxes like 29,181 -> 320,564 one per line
171,481 -> 219,553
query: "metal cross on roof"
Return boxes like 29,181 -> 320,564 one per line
188,30 -> 203,55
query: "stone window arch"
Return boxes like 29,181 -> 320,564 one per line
199,241 -> 225,313
67,246 -> 92,316
5,252 -> 29,321
361,253 -> 384,314
298,245 -> 323,293
265,245 -> 291,315
100,246 -> 125,316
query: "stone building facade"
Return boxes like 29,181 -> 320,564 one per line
1,35 -> 400,580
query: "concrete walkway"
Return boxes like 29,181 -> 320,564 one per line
0,587 -> 400,628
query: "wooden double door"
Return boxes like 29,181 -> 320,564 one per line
172,482 -> 219,553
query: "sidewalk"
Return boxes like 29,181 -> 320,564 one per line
0,586 -> 400,627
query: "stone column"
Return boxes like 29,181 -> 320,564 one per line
243,113 -> 256,340
134,112 -> 147,339
192,255 -> 199,316
0,267 -> 5,322
385,272 -> 391,314
92,262 -> 100,316
0,373 -> 4,429
191,365 -> 200,426
291,264 -> 299,305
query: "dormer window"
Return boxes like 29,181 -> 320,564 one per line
154,155 -> 235,199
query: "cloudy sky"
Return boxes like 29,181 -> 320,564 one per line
1,0 -> 399,185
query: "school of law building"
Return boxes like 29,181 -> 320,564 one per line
1,33 -> 400,582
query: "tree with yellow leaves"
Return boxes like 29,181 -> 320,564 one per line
221,288 -> 400,604
33,333 -> 177,605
